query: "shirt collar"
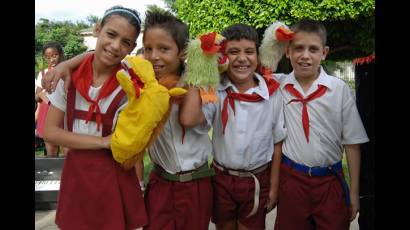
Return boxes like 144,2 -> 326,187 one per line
281,66 -> 333,92
218,72 -> 270,100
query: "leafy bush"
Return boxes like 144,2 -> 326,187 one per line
35,19 -> 88,77
173,0 -> 374,61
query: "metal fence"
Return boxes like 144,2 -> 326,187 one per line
323,61 -> 355,90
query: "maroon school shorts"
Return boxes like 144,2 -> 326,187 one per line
274,163 -> 350,230
211,164 -> 270,230
144,170 -> 213,230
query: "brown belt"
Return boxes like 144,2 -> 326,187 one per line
212,161 -> 269,217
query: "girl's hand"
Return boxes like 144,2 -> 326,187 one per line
38,89 -> 49,103
42,65 -> 72,93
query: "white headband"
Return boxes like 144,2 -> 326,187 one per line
103,9 -> 141,25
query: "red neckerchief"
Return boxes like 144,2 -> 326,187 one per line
284,84 -> 327,142
221,76 -> 279,134
71,54 -> 121,131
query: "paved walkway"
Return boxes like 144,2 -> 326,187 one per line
35,208 -> 359,230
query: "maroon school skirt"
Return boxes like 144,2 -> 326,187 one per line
55,149 -> 148,230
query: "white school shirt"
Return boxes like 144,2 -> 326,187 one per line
203,72 -> 287,171
274,67 -> 369,167
48,79 -> 125,137
35,69 -> 48,89
35,69 -> 50,94
148,104 -> 213,174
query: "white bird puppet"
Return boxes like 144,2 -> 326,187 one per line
259,21 -> 294,76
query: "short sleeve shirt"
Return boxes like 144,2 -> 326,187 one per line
274,67 -> 369,167
148,104 -> 213,174
203,72 -> 287,170
48,79 -> 125,137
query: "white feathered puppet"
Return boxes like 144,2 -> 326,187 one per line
259,21 -> 294,76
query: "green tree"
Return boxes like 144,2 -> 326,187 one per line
172,0 -> 374,60
163,0 -> 177,12
86,15 -> 100,26
35,18 -> 89,77
147,4 -> 169,14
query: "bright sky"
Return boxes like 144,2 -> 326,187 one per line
35,0 -> 168,24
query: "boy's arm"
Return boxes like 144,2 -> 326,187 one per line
43,104 -> 110,149
266,141 -> 283,212
179,87 -> 207,127
345,144 -> 361,221
42,52 -> 91,93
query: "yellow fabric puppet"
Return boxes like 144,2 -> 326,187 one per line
111,56 -> 186,170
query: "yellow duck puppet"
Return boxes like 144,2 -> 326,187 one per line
183,32 -> 227,104
111,56 -> 187,170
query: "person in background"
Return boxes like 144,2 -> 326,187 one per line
35,42 -> 64,157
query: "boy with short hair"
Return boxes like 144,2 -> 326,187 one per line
272,19 -> 369,230
180,23 -> 286,230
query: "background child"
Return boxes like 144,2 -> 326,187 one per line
273,19 -> 369,230
35,42 -> 64,156
180,23 -> 287,230
43,6 -> 147,229
42,8 -> 215,230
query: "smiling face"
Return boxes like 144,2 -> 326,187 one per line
225,38 -> 258,86
286,31 -> 329,81
43,47 -> 61,67
94,15 -> 137,68
143,27 -> 183,79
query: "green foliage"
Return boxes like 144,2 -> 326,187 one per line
175,0 -> 374,60
35,18 -> 88,76
143,153 -> 153,185
86,15 -> 100,25
147,4 -> 169,14
342,152 -> 350,185
164,0 -> 178,12
35,56 -> 47,78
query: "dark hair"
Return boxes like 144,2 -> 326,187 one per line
143,9 -> 189,52
221,23 -> 259,52
42,41 -> 64,56
101,5 -> 141,37
291,19 -> 327,46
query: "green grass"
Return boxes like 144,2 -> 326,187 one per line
35,149 -> 45,157
342,152 -> 350,186
35,147 -> 65,157
142,153 -> 153,185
